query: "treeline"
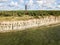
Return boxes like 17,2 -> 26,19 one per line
0,10 -> 60,17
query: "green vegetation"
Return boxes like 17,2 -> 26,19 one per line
0,10 -> 60,17
0,25 -> 60,45
0,10 -> 60,21
0,15 -> 33,21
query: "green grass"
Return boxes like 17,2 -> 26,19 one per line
0,15 -> 34,21
0,10 -> 60,21
0,25 -> 60,45
0,10 -> 60,17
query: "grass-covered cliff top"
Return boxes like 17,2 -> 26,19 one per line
0,10 -> 60,21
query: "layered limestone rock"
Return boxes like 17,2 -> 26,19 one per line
0,16 -> 60,32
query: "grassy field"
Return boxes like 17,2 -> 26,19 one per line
0,10 -> 60,21
0,24 -> 60,45
0,10 -> 60,45
0,15 -> 34,21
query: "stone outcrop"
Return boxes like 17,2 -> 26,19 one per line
0,16 -> 60,32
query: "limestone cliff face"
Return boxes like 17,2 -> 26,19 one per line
0,16 -> 60,32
